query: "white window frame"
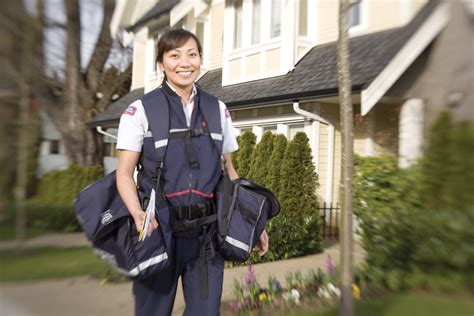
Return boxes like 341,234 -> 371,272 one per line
348,0 -> 368,36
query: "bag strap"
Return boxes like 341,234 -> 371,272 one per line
140,88 -> 170,201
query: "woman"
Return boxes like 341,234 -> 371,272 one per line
116,29 -> 269,316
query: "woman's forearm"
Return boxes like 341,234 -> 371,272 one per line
116,171 -> 143,218
223,153 -> 239,180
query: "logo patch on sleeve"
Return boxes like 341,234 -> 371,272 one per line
123,105 -> 137,116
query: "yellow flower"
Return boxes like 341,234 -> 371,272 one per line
352,283 -> 361,300
259,292 -> 267,302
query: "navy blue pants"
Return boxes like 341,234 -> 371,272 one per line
133,235 -> 224,316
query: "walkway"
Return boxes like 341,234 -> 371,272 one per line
0,233 -> 365,315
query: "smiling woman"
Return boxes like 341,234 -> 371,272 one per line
114,29 -> 258,316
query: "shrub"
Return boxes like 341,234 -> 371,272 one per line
247,131 -> 274,186
234,131 -> 256,178
354,112 -> 474,291
27,164 -> 104,232
265,134 -> 288,198
268,132 -> 321,259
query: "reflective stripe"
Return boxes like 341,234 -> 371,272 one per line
128,252 -> 169,276
155,139 -> 168,148
169,128 -> 188,133
225,236 -> 250,252
210,133 -> 223,141
144,131 -> 153,138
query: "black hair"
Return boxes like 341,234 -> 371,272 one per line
155,29 -> 203,82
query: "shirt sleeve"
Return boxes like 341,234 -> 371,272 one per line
116,100 -> 148,152
219,100 -> 239,154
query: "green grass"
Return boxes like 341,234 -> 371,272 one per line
0,246 -> 114,282
282,292 -> 474,316
0,226 -> 50,241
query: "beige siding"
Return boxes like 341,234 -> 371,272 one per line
229,58 -> 241,78
209,2 -> 224,70
367,1 -> 403,33
246,53 -> 261,76
316,1 -> 338,45
266,48 -> 281,72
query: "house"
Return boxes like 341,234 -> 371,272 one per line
88,0 -> 474,206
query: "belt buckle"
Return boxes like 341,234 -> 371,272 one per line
182,219 -> 198,230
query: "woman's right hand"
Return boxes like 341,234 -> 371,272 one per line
131,210 -> 159,237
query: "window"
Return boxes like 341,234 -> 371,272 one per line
270,0 -> 281,38
233,0 -> 243,49
289,124 -> 305,140
251,0 -> 261,45
239,127 -> 253,134
50,140 -> 60,154
263,125 -> 277,134
103,142 -> 117,158
298,0 -> 308,37
349,1 -> 361,28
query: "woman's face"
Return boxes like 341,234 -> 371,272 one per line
158,37 -> 201,92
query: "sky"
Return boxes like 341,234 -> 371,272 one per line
25,0 -> 105,77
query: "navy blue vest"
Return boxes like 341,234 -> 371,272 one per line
138,84 -> 223,207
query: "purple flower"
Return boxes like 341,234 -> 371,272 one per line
326,255 -> 335,275
245,264 -> 256,286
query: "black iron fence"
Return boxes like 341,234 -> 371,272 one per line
319,202 -> 340,239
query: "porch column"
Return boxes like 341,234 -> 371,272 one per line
398,98 -> 425,168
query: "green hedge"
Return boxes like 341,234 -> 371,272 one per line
353,112 -> 474,291
27,165 -> 104,232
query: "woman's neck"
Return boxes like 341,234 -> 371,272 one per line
167,81 -> 193,104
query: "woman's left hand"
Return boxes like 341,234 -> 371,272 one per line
255,229 -> 269,257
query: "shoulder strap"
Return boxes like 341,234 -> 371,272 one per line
140,88 -> 170,167
140,88 -> 170,195
197,88 -> 223,155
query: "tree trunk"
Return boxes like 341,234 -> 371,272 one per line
15,84 -> 29,246
337,0 -> 355,315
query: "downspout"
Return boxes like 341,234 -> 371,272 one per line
96,126 -> 118,140
293,101 -> 334,206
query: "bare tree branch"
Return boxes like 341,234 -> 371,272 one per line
85,0 -> 115,92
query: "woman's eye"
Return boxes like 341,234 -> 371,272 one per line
170,54 -> 179,58
190,53 -> 198,57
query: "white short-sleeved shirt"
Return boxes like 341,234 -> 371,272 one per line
117,86 -> 239,154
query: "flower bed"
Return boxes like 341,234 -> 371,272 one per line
222,255 -> 362,315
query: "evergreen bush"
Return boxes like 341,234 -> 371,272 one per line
28,164 -> 104,232
247,131 -> 274,186
267,132 -> 321,260
265,134 -> 288,198
235,131 -> 256,178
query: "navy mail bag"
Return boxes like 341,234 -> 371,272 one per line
74,170 -> 170,279
214,172 -> 280,262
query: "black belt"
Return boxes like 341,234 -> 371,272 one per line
170,202 -> 215,221
169,201 -> 217,299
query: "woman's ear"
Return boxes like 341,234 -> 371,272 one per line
157,62 -> 164,72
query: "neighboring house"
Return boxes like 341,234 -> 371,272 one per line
88,0 -> 474,206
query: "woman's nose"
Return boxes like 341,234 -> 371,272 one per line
178,56 -> 191,67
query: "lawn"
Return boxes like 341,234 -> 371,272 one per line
0,246 -> 115,282
0,226 -> 50,241
279,292 -> 474,316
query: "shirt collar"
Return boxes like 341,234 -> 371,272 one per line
165,81 -> 197,104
